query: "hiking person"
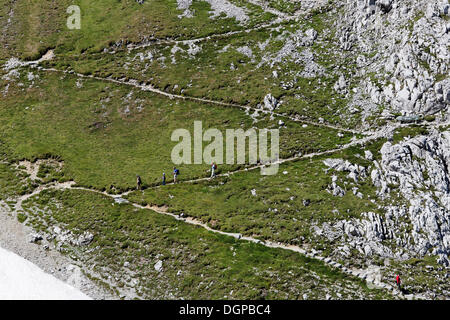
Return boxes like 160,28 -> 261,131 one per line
210,162 -> 217,179
162,172 -> 166,186
136,175 -> 142,190
173,167 -> 180,183
396,274 -> 401,291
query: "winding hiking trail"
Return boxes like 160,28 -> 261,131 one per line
119,122 -> 397,193
14,175 -> 419,300
110,2 -> 320,54
34,64 -> 361,135
12,119 -> 421,300
13,3 -> 360,137
6,31 -> 444,300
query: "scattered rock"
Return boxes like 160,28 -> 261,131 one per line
154,260 -> 163,272
263,94 -> 278,111
28,233 -> 43,243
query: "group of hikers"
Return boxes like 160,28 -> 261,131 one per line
136,162 -> 218,190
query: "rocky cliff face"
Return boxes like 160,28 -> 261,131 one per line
333,0 -> 449,124
311,1 -> 450,275
319,129 -> 450,268
373,130 -> 450,265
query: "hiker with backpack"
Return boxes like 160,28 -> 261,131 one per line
136,175 -> 142,190
396,274 -> 401,291
162,172 -> 166,186
211,162 -> 217,179
173,167 -> 180,183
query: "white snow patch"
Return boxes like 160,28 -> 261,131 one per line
0,246 -> 91,300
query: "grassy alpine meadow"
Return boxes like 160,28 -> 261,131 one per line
125,150 -> 385,247
3,0 -> 439,302
266,0 -> 303,14
0,0 -> 274,61
42,8 -> 359,127
0,159 -> 36,201
19,188 -> 392,300
0,66 -> 353,191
